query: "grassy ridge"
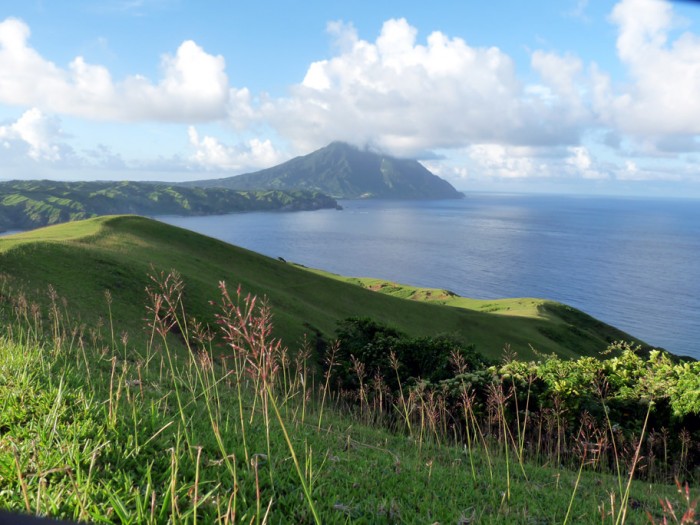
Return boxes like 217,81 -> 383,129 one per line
304,269 -> 571,318
0,215 -> 642,361
0,180 -> 338,232
304,270 -> 644,357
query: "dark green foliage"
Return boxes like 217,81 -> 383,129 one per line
435,343 -> 700,478
394,333 -> 486,383
0,180 -> 338,231
183,141 -> 465,199
333,316 -> 489,388
331,319 -> 700,479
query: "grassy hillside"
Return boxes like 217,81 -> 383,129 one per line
306,269 -> 584,318
1,302 -> 688,524
1,215 -> 695,524
0,215 -> 642,361
0,180 -> 338,232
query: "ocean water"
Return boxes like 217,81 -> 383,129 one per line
159,194 -> 700,358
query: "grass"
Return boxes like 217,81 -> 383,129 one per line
0,215 -> 643,361
0,217 -> 104,245
0,269 -> 694,524
304,270 -> 565,319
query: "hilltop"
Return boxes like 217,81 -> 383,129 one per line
0,215 -> 641,361
184,141 -> 464,200
0,180 -> 338,232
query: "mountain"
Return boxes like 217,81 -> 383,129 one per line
0,180 -> 338,232
0,215 -> 643,360
184,142 -> 464,199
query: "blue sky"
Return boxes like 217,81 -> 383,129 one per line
1,0 -> 700,197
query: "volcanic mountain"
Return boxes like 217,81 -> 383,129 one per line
185,142 -> 464,200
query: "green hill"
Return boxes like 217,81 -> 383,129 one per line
184,141 -> 464,200
0,215 -> 642,361
2,215 -> 692,525
0,180 -> 338,232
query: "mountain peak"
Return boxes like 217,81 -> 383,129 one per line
186,142 -> 464,200
325,140 -> 355,149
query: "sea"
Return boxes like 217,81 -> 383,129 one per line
159,193 -> 699,359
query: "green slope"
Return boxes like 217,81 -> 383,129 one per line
185,141 -> 464,200
0,179 -> 338,232
0,215 -> 643,361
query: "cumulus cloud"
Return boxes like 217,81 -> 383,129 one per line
566,146 -> 607,179
259,1 -> 700,185
187,126 -> 284,172
530,51 -> 587,120
0,108 -> 64,161
423,161 -> 470,182
467,145 -> 551,179
461,143 -> 610,181
0,17 -> 233,122
599,0 -> 700,140
6,4 -> 700,188
263,18 -> 587,158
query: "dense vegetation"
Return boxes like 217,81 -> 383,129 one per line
184,141 -> 465,199
0,180 -> 339,232
333,317 -> 700,481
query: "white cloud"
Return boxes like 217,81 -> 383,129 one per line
0,17 -> 233,122
422,160 -> 470,182
459,143 -> 610,181
5,5 -> 700,190
622,159 -> 638,178
187,126 -> 284,172
599,0 -> 700,138
0,108 -> 63,161
614,161 -> 683,181
467,144 -> 547,179
566,146 -> 607,179
530,51 -> 587,120
263,18 -> 586,158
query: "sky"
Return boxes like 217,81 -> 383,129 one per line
2,0 -> 700,197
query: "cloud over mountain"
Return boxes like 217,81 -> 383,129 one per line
263,19 -> 588,158
2,0 -> 700,190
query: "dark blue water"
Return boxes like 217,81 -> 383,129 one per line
160,194 -> 700,358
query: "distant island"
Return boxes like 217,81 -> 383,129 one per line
184,141 -> 464,200
0,142 -> 463,233
0,180 -> 339,232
